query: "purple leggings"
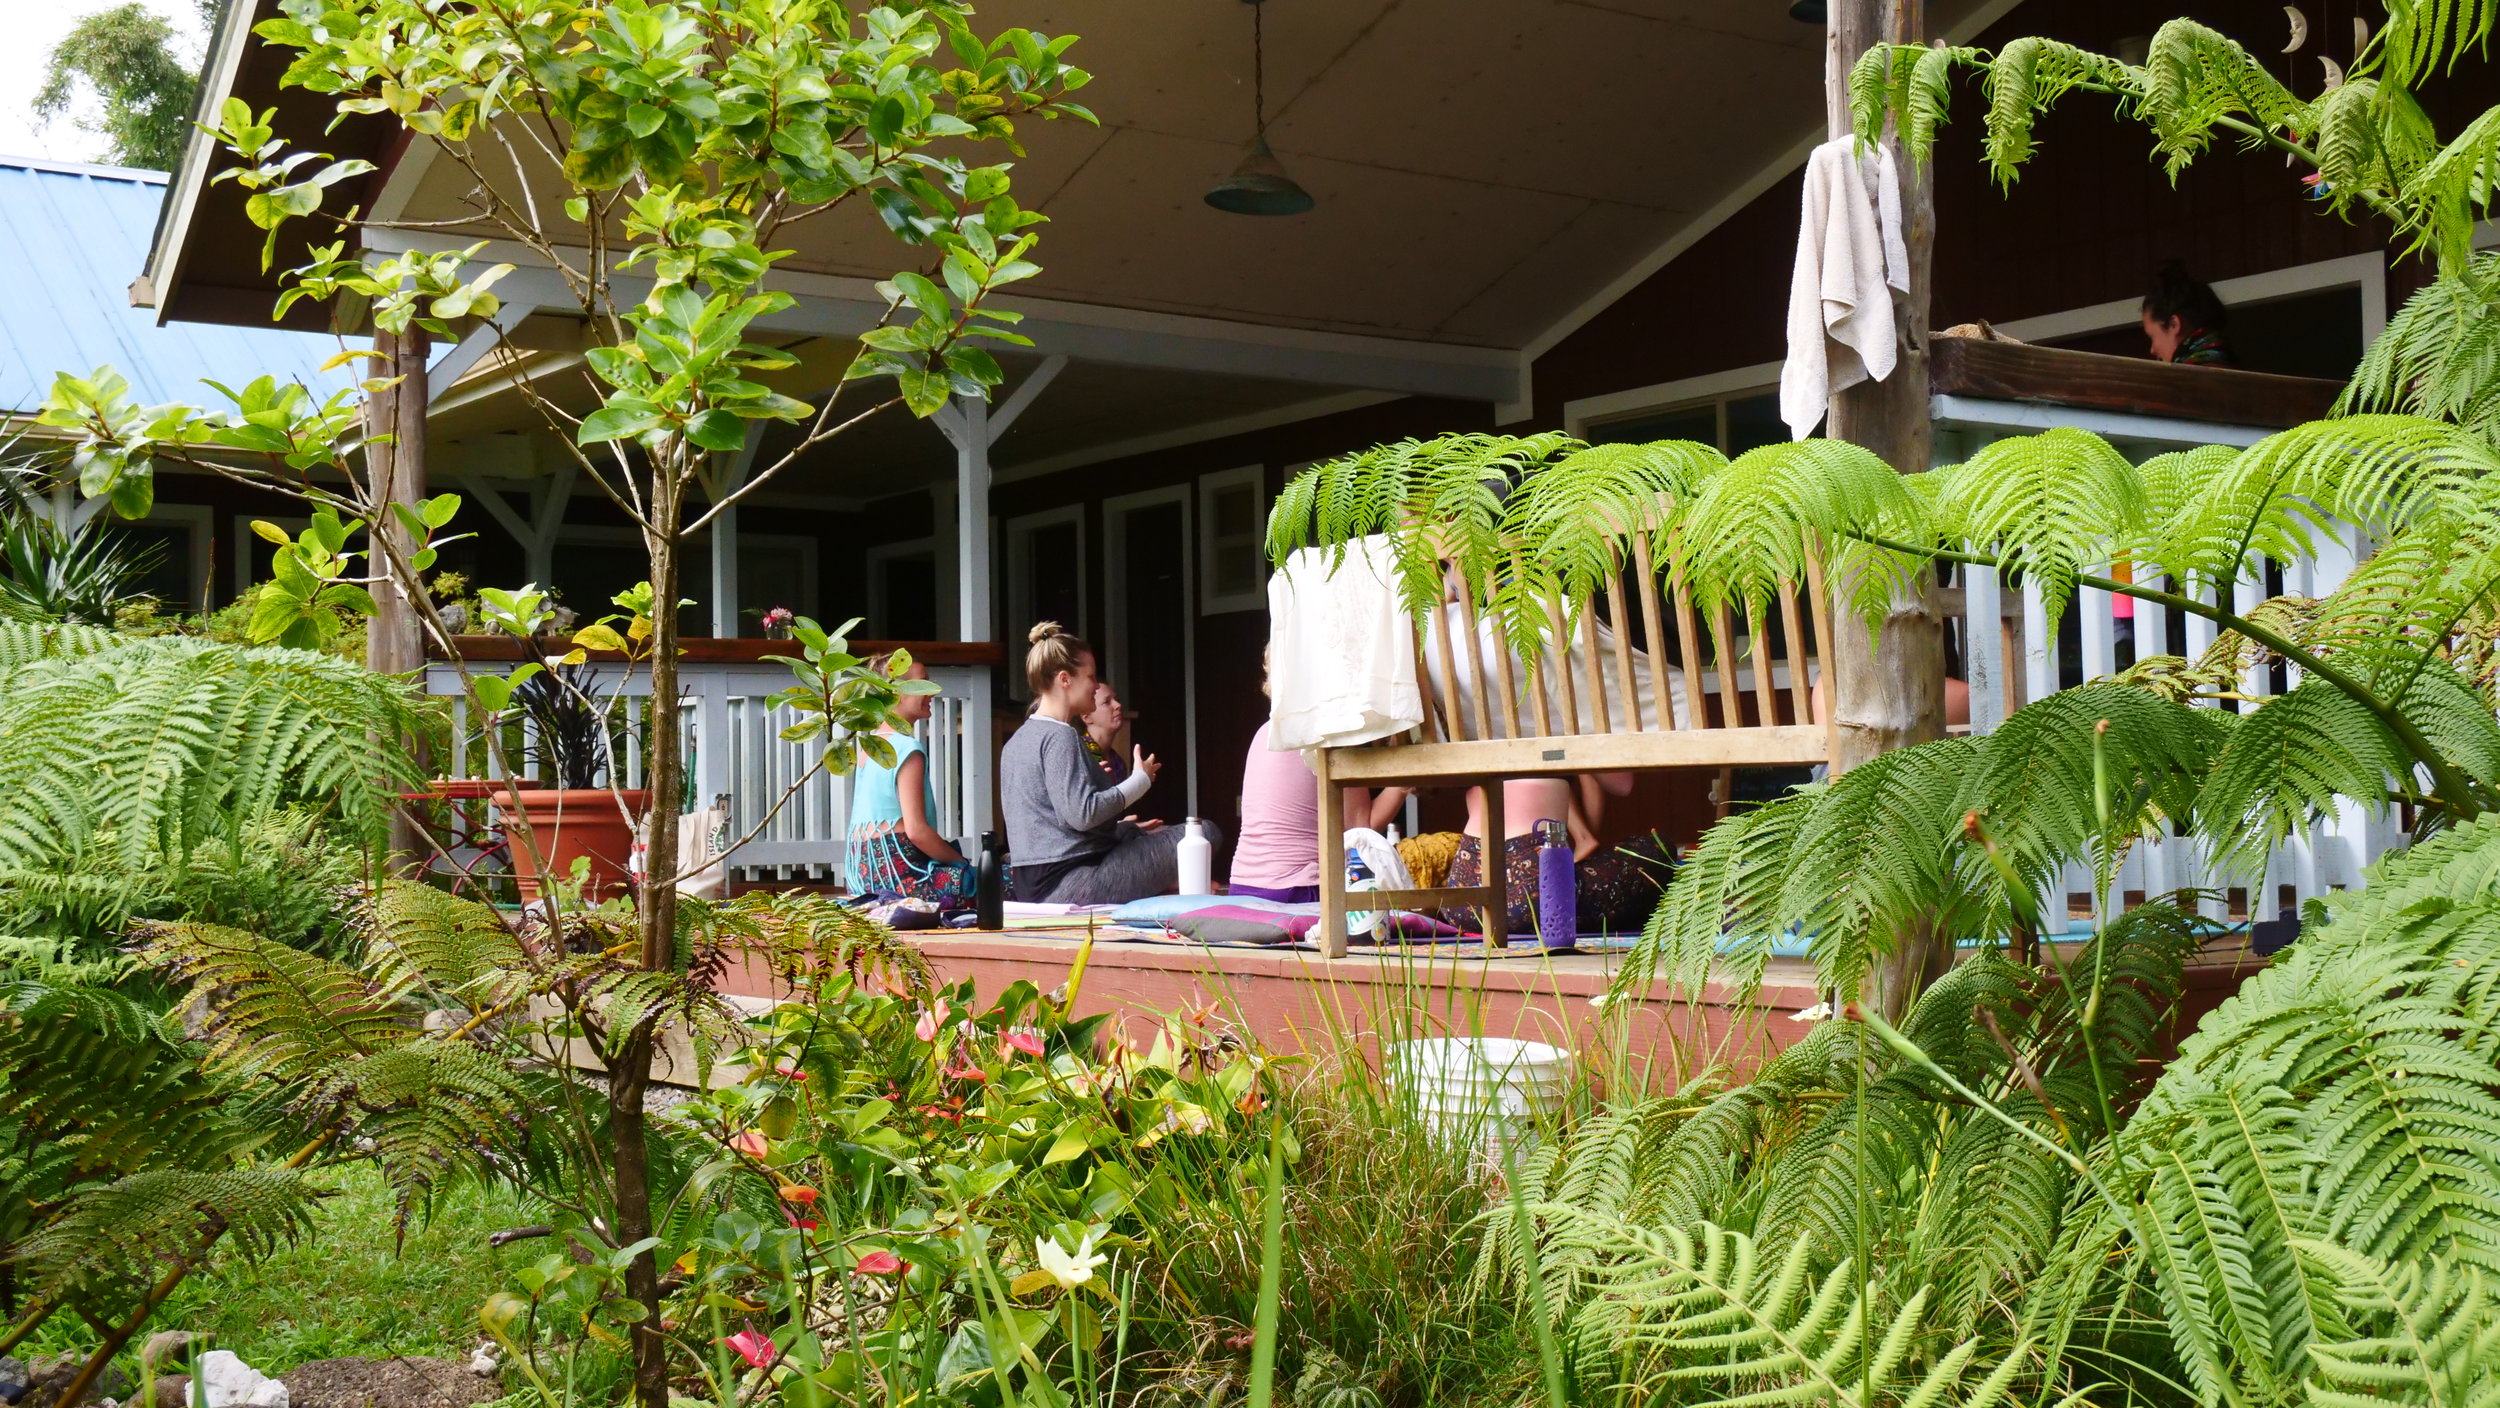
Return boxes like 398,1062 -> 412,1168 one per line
1229,881 -> 1322,904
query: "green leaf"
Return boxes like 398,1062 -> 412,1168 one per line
686,409 -> 750,452
577,405 -> 664,444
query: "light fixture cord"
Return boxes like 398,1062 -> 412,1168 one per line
1253,0 -> 1266,133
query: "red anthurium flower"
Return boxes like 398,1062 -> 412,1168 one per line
722,1326 -> 775,1371
783,1210 -> 819,1233
729,1130 -> 769,1159
1002,1030 -> 1045,1059
854,1250 -> 904,1276
773,1061 -> 809,1082
778,1184 -> 819,1207
945,1064 -> 987,1083
913,999 -> 950,1043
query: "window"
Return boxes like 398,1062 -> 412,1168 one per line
119,503 -> 211,613
1197,465 -> 1266,614
1004,507 -> 1087,687
1583,387 -> 1786,456
1562,361 -> 1791,455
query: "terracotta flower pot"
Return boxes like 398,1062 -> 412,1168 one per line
495,788 -> 650,902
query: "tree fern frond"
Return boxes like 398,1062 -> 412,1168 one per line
16,1168 -> 319,1307
143,920 -> 412,1079
1957,685 -> 2224,899
2135,19 -> 2307,179
2299,1244 -> 2500,1408
1611,789 -> 1815,1011
1544,1215 -> 2011,1408
1917,1113 -> 2076,1340
365,880 -> 528,1004
0,977 -> 267,1178
1851,42 -> 1979,160
1976,37 -> 2133,185
2340,261 -> 2500,436
1493,439 -> 1722,671
1933,428 -> 2147,632
2373,0 -> 2500,83
2199,679 -> 2411,873
0,638 -> 422,873
1778,738 -> 1986,1003
1680,439 -> 1926,630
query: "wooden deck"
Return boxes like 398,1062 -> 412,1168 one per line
712,926 -> 2271,1085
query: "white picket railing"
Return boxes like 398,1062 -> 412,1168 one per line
422,654 -> 989,885
1950,531 -> 2411,937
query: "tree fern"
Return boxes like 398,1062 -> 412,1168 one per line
1778,738 -> 1987,1002
2301,1245 -> 2500,1408
0,637 -> 422,872
15,1168 -> 320,1309
1546,1215 -> 2026,1408
144,920 -> 409,1079
1926,429 -> 2148,628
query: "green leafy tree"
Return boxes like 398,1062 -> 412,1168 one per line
34,2 -> 211,172
34,5 -> 1093,1405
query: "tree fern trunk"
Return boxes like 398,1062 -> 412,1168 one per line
616,445 -> 686,1408
1825,0 -> 1951,1014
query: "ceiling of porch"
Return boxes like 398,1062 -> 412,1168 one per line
156,0 -> 1999,497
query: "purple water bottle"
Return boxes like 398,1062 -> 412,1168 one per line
1535,818 -> 1576,948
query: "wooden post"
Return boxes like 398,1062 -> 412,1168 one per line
1316,747 -> 1348,958
1826,0 -> 1951,1013
366,326 -> 430,874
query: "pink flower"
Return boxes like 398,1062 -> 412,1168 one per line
914,999 -> 950,1043
945,1063 -> 987,1083
722,1326 -> 775,1370
729,1130 -> 770,1159
1002,1029 -> 1045,1059
854,1250 -> 903,1276
773,1061 -> 809,1082
761,606 -> 794,629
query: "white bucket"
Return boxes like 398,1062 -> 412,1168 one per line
1389,1038 -> 1572,1159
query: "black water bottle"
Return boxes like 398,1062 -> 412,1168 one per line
975,831 -> 1005,930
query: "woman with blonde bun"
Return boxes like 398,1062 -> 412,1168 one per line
998,622 -> 1220,903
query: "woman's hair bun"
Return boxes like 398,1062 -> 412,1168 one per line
1028,620 -> 1065,645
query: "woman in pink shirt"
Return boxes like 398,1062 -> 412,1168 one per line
1230,717 -> 1408,903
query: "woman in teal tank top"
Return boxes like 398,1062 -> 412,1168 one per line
848,658 -> 976,905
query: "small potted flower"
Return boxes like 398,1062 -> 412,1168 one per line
760,605 -> 794,640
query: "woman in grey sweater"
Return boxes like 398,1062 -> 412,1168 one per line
1002,623 -> 1216,903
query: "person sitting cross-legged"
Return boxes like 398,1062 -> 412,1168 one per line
1001,622 -> 1219,904
845,654 -> 976,907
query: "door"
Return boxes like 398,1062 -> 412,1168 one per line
1105,490 -> 1195,822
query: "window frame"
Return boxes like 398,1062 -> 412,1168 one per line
1196,464 -> 1267,615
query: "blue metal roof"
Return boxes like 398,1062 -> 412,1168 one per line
0,156 -> 353,415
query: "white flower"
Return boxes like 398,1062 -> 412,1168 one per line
1588,993 -> 1611,1011
1792,1000 -> 1834,1023
1035,1233 -> 1108,1289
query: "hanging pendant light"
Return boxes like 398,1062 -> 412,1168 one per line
1206,0 -> 1315,216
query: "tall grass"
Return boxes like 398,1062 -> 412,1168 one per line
1100,952 -> 1670,1408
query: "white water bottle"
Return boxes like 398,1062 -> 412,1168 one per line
1177,817 -> 1213,895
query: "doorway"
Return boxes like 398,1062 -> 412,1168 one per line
1103,488 -> 1196,821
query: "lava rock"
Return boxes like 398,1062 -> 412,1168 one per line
1,1358 -> 31,1406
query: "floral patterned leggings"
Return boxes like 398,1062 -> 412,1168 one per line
1440,833 -> 1674,937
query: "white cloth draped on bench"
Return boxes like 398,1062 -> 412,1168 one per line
1266,536 -> 1426,751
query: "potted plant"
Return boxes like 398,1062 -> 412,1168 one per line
477,585 -> 648,901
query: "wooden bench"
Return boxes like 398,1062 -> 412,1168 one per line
1312,526 -> 1840,956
